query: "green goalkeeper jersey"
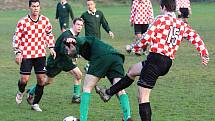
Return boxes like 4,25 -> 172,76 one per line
80,10 -> 111,39
56,2 -> 74,29
75,36 -> 124,61
47,29 -> 76,66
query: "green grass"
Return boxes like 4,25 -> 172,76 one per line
0,2 -> 215,121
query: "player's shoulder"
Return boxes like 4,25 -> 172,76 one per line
17,15 -> 28,23
40,15 -> 50,21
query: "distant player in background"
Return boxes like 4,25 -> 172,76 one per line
127,0 -> 154,55
176,0 -> 191,23
65,36 -> 133,121
80,0 -> 114,39
95,0 -> 209,120
55,0 -> 74,32
26,18 -> 84,105
13,0 -> 56,112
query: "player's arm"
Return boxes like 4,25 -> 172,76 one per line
129,0 -> 136,26
45,18 -> 56,59
68,4 -> 74,20
100,12 -> 113,37
184,25 -> 209,65
12,21 -> 23,65
55,3 -> 59,22
147,1 -> 154,23
132,17 -> 161,52
176,0 -> 181,15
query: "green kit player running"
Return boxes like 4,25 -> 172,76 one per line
27,18 -> 84,104
66,36 -> 133,121
55,0 -> 74,32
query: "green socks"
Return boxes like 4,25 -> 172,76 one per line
73,84 -> 81,97
119,94 -> 131,120
80,92 -> 91,121
28,85 -> 36,95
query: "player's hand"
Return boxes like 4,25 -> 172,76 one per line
130,23 -> 134,27
50,48 -> 56,59
109,31 -> 114,39
178,11 -> 181,15
201,55 -> 209,66
15,53 -> 22,65
55,19 -> 58,22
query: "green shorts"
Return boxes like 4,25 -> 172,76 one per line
59,20 -> 69,30
46,55 -> 77,78
87,54 -> 125,79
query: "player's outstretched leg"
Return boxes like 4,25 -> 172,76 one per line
95,75 -> 134,102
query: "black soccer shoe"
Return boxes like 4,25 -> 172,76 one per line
95,86 -> 111,102
71,96 -> 81,104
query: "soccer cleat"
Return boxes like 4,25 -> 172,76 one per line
27,94 -> 34,105
95,86 -> 111,102
16,92 -> 24,104
71,96 -> 81,104
122,117 -> 133,121
31,104 -> 42,112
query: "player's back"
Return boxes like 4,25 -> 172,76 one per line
146,13 -> 192,59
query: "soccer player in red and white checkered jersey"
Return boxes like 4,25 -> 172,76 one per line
95,0 -> 209,120
176,0 -> 191,23
13,0 -> 56,112
127,0 -> 154,55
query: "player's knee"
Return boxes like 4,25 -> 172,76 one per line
127,66 -> 137,78
36,76 -> 46,86
117,90 -> 126,95
21,76 -> 29,83
76,71 -> 82,80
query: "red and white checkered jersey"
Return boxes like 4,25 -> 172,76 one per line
134,12 -> 208,59
13,15 -> 55,59
176,0 -> 191,10
130,0 -> 154,24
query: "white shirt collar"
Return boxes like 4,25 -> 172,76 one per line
164,12 -> 176,18
69,28 -> 76,36
61,1 -> 67,5
87,9 -> 97,15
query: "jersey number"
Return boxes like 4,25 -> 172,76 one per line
167,26 -> 180,47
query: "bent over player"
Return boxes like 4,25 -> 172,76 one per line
26,18 -> 84,105
95,0 -> 209,120
13,0 -> 56,111
66,36 -> 133,121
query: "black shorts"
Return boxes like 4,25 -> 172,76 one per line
134,24 -> 149,35
178,8 -> 189,18
20,57 -> 46,75
137,53 -> 172,89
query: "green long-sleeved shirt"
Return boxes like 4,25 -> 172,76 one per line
56,2 -> 74,29
81,10 -> 111,39
75,36 -> 124,61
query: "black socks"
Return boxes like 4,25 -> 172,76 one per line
33,84 -> 44,104
18,80 -> 27,93
139,102 -> 152,121
106,75 -> 134,96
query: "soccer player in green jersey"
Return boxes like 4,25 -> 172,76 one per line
55,0 -> 74,32
26,18 -> 84,104
81,0 -> 114,39
65,36 -> 133,121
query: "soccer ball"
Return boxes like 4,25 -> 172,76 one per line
63,116 -> 79,121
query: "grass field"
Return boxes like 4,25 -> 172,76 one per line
0,2 -> 215,121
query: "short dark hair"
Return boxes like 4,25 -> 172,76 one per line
73,18 -> 84,25
29,0 -> 40,7
160,0 -> 176,12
